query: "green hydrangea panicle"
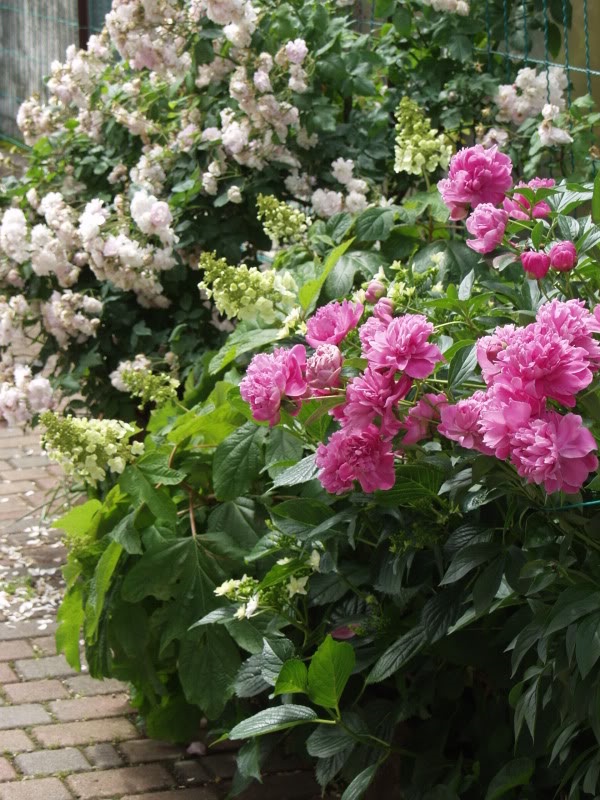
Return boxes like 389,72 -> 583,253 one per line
198,251 -> 298,324
256,194 -> 309,246
40,411 -> 143,486
394,97 -> 453,175
121,368 -> 180,409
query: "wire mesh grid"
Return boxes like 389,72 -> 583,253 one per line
0,0 -> 111,141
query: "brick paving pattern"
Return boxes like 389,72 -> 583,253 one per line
0,425 -> 333,799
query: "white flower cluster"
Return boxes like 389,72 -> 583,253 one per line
0,209 -> 30,265
42,291 -> 102,347
311,158 -> 370,218
0,295 -> 31,350
41,411 -> 144,485
538,103 -> 573,147
0,365 -> 54,427
495,66 -> 567,125
421,0 -> 469,13
106,0 -> 191,77
110,354 -> 152,392
130,190 -> 176,246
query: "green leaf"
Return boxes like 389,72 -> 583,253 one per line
271,454 -> 317,488
308,636 -> 355,709
576,613 -> 600,678
53,499 -> 102,536
209,328 -> 281,375
109,513 -> 142,555
265,428 -> 304,478
299,239 -> 354,312
213,422 -> 266,501
531,221 -> 545,250
274,659 -> 308,696
374,464 -> 444,506
261,638 -> 295,686
122,538 -> 196,602
593,171 -> 600,224
145,696 -> 202,743
235,654 -> 270,698
341,764 -> 378,800
441,543 -> 500,585
137,453 -> 186,485
178,628 -> 241,719
56,584 -> 85,670
120,467 -> 177,523
447,344 -> 478,390
85,541 -> 123,643
457,270 -> 474,301
306,723 -> 355,758
485,757 -> 534,800
325,250 -> 381,298
228,705 -> 318,739
354,208 -> 395,242
367,626 -> 425,684
545,589 -> 600,635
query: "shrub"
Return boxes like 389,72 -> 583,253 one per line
53,141 -> 600,796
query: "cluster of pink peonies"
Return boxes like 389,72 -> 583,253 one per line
435,299 -> 599,494
439,147 -> 579,277
241,296 -> 599,498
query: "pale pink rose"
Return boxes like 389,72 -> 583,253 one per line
361,314 -> 443,378
340,367 -> 411,438
520,250 -> 551,279
240,345 -> 307,425
549,241 -> 577,272
401,393 -> 448,445
438,145 -> 513,220
306,344 -> 343,395
465,204 -> 508,254
510,411 -> 598,494
305,300 -> 363,348
503,178 -> 555,220
315,424 -> 396,494
438,391 -> 493,454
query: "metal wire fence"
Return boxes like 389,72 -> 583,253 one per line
0,0 -> 111,141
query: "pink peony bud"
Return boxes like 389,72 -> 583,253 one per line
373,297 -> 394,322
331,625 -> 359,640
306,344 -> 343,394
465,204 -> 508,254
549,240 -> 578,272
520,250 -> 551,280
365,279 -> 386,303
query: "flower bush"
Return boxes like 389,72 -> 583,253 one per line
0,0 -> 596,424
51,137 -> 600,796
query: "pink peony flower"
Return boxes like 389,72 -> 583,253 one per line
503,178 -> 555,220
315,424 -> 396,494
365,280 -> 386,303
465,204 -> 509,253
480,395 -> 534,460
305,300 -> 363,348
361,314 -> 443,378
495,327 -> 593,408
306,344 -> 343,395
536,299 -> 600,368
510,411 -> 598,494
521,250 -> 551,279
438,391 -> 494,453
240,344 -> 307,425
438,145 -> 513,220
341,367 -> 412,438
549,240 -> 578,271
476,324 -> 523,384
359,315 -> 388,352
401,393 -> 448,445
373,297 -> 394,322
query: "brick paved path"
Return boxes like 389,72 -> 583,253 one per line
0,425 -> 329,800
